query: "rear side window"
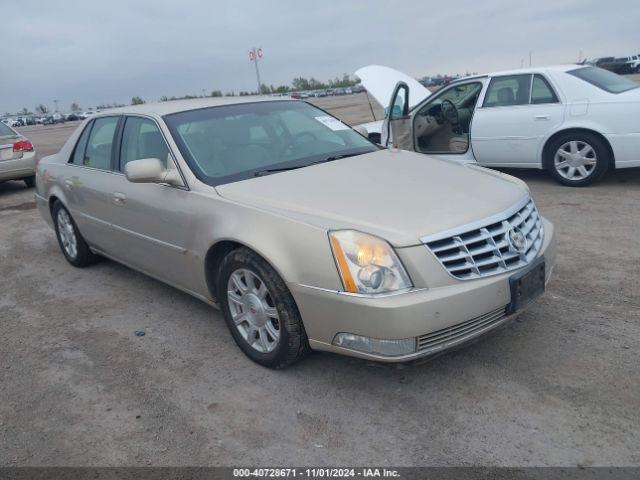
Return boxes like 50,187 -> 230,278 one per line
483,74 -> 532,107
568,67 -> 638,94
71,122 -> 93,165
531,74 -> 559,104
120,117 -> 170,171
84,117 -> 119,170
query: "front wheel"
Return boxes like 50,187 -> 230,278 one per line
545,132 -> 610,186
217,248 -> 309,368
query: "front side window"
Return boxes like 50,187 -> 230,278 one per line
120,117 -> 170,171
531,74 -> 559,104
164,101 -> 377,186
84,116 -> 119,170
568,66 -> 638,94
483,74 -> 532,107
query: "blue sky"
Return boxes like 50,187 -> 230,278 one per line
1,0 -> 637,113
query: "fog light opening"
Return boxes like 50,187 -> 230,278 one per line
332,333 -> 416,357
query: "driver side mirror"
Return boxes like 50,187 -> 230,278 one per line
124,158 -> 182,186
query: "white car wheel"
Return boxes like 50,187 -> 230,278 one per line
553,140 -> 597,181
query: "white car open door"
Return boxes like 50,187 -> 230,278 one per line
355,65 -> 431,145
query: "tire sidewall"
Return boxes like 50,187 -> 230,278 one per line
545,132 -> 609,186
52,202 -> 85,267
217,250 -> 297,367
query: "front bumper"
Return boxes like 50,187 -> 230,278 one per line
290,217 -> 556,362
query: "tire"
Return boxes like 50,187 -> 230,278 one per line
23,176 -> 36,188
545,132 -> 610,187
217,247 -> 309,368
52,201 -> 100,267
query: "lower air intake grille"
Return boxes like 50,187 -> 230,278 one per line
417,306 -> 508,353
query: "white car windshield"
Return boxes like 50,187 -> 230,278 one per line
569,67 -> 638,94
164,101 -> 377,185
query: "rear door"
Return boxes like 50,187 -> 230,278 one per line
63,116 -> 122,252
471,73 -> 565,167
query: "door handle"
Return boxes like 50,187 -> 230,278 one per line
534,114 -> 550,121
112,192 -> 127,206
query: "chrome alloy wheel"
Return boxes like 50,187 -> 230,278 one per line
227,269 -> 280,353
554,140 -> 597,181
56,209 -> 78,259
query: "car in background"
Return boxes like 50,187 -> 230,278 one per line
357,64 -> 640,186
344,87 -> 353,95
352,84 -> 366,93
289,92 -> 301,99
34,97 -> 554,367
596,55 -> 640,74
66,113 -> 81,121
11,119 -> 24,127
80,111 -> 96,119
0,121 -> 37,187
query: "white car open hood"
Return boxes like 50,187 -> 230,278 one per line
355,65 -> 431,109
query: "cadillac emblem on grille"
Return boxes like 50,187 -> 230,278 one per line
508,227 -> 528,254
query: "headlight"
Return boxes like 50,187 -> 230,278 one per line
329,230 -> 412,294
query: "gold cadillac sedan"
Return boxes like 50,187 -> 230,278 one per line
35,97 -> 556,368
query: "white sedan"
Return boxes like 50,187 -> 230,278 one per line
357,64 -> 640,186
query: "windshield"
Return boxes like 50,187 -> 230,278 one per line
164,101 -> 377,185
568,67 -> 638,94
0,122 -> 16,137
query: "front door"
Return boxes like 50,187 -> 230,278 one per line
105,116 -> 197,292
412,80 -> 485,163
471,73 -> 565,167
381,82 -> 414,150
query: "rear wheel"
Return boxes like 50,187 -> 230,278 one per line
52,201 -> 99,267
545,132 -> 609,186
23,176 -> 36,188
217,247 -> 309,368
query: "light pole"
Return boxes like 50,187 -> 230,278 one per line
53,99 -> 59,112
249,47 -> 264,94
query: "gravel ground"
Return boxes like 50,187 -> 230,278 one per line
1,94 -> 639,466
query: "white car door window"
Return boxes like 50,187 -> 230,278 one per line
471,73 -> 565,167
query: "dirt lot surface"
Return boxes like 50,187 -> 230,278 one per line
1,92 -> 639,466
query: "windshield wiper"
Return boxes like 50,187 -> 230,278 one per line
254,152 -> 367,177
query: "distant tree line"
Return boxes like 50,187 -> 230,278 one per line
6,73 -> 362,115
151,73 -> 360,104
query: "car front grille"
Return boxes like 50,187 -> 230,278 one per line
416,306 -> 508,353
422,197 -> 544,280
